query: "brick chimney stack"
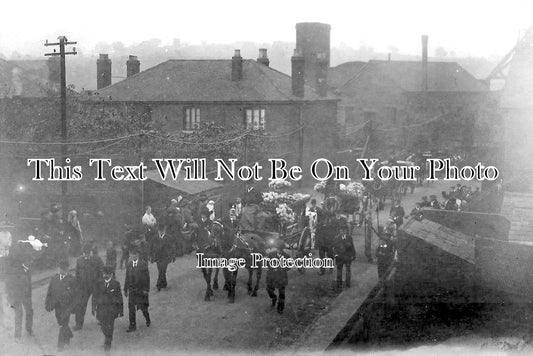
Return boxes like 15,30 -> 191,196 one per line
126,55 -> 140,78
422,35 -> 428,92
257,48 -> 270,66
291,49 -> 305,98
232,49 -> 243,81
295,22 -> 331,93
97,54 -> 112,89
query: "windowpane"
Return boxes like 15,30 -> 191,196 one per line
260,109 -> 265,129
245,108 -> 265,130
184,107 -> 200,130
246,110 -> 253,129
253,110 -> 259,130
185,109 -> 191,130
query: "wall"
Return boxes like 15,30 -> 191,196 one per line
335,68 -> 500,154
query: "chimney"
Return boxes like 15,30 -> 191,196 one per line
291,49 -> 305,98
126,55 -> 140,78
315,53 -> 328,97
295,22 -> 331,92
257,48 -> 270,66
231,49 -> 243,81
47,57 -> 60,85
422,35 -> 428,92
97,54 -> 112,89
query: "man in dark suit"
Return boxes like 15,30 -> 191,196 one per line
124,249 -> 151,331
389,200 -> 405,228
152,222 -> 173,291
265,239 -> 290,314
332,219 -> 356,289
316,209 -> 335,275
74,243 -> 103,330
92,265 -> 123,352
410,203 -> 424,221
45,260 -> 76,352
5,242 -> 35,340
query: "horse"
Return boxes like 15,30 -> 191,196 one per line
192,221 -> 221,301
211,220 -> 266,303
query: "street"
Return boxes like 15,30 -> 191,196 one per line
0,179 -> 471,355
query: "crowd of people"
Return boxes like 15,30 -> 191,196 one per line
2,176 -> 493,353
409,183 -> 482,219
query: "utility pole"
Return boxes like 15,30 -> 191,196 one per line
45,36 -> 77,221
298,104 -> 304,188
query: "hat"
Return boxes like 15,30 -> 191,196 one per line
102,265 -> 114,275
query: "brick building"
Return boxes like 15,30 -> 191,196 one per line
328,36 -> 498,153
87,48 -> 340,172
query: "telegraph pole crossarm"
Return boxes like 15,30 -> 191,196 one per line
44,36 -> 77,221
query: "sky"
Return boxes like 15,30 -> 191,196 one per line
1,0 -> 532,58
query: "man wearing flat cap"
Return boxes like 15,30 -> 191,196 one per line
92,265 -> 123,352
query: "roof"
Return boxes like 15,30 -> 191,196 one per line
401,218 -> 475,264
91,59 -> 336,102
500,191 -> 533,243
0,58 -> 52,98
329,59 -> 489,93
145,169 -> 223,196
328,61 -> 367,89
500,45 -> 533,109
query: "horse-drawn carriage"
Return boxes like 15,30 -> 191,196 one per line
259,182 -> 312,257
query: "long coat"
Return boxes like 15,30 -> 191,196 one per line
266,251 -> 289,288
124,260 -> 150,308
92,278 -> 123,321
152,233 -> 173,263
332,234 -> 356,265
45,274 -> 77,313
5,263 -> 31,305
75,255 -> 103,293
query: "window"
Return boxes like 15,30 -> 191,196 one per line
345,106 -> 355,125
184,107 -> 200,130
245,108 -> 265,130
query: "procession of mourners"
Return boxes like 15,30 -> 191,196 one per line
0,152 -> 493,353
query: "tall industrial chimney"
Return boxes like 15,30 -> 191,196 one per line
97,54 -> 112,89
291,49 -> 305,98
295,22 -> 331,93
422,35 -> 428,92
257,48 -> 270,66
231,49 -> 243,81
126,55 -> 140,78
